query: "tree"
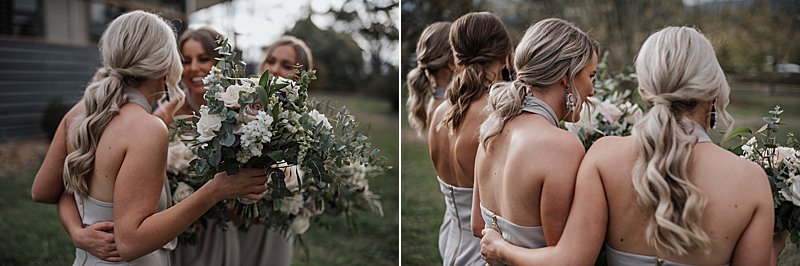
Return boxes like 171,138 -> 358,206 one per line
286,19 -> 365,92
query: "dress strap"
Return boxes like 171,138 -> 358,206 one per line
124,88 -> 152,112
522,94 -> 558,127
433,86 -> 446,101
690,121 -> 711,143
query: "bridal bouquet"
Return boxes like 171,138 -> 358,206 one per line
172,37 -> 386,236
165,136 -> 222,244
564,51 -> 644,148
725,106 -> 800,243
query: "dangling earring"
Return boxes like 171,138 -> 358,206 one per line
710,104 -> 717,130
501,66 -> 511,81
162,78 -> 169,101
565,86 -> 576,112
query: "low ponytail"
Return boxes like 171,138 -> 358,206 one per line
406,22 -> 453,136
406,67 -> 434,136
631,101 -> 710,256
64,75 -> 127,198
63,10 -> 185,199
480,81 -> 526,147
631,26 -> 735,256
439,12 -> 512,133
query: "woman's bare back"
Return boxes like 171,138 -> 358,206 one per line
593,136 -> 772,264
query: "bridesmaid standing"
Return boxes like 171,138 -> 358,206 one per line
480,26 -> 775,266
235,35 -> 315,266
427,12 -> 513,265
153,27 -> 243,266
406,22 -> 454,138
473,18 -> 597,250
31,10 -> 268,265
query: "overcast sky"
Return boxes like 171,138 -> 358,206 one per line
187,0 -> 398,67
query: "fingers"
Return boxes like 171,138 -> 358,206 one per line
240,168 -> 269,177
241,192 -> 263,201
89,221 -> 114,231
104,256 -> 123,262
481,228 -> 494,237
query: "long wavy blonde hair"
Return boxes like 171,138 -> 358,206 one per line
632,26 -> 733,256
480,18 -> 597,147
406,22 -> 452,137
439,12 -> 512,133
64,10 -> 185,199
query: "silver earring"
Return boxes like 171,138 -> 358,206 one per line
565,88 -> 576,112
710,105 -> 717,130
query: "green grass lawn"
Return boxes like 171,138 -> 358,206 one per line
400,89 -> 800,265
0,92 -> 398,266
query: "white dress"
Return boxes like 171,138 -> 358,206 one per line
437,177 -> 482,266
73,182 -> 175,266
72,88 -> 176,266
480,205 -> 545,249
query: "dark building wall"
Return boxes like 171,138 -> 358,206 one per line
0,39 -> 100,140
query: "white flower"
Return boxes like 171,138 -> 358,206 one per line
167,140 -> 194,175
290,214 -> 310,234
202,66 -> 222,85
781,176 -> 800,207
271,162 -> 303,192
597,100 -> 624,123
774,147 -> 797,164
283,165 -> 303,192
173,182 -> 194,205
279,194 -> 304,215
308,109 -> 332,130
197,105 -> 223,142
344,162 -> 369,190
237,111 -> 274,163
215,84 -> 254,108
741,137 -> 757,158
277,80 -> 299,101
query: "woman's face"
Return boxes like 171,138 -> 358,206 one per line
262,44 -> 297,78
181,39 -> 215,96
565,51 -> 598,123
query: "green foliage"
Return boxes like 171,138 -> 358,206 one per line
726,106 -> 800,241
41,99 -> 69,140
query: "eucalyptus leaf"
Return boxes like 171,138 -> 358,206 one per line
720,127 -> 752,146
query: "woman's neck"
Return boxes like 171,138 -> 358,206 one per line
434,69 -> 452,89
135,79 -> 162,108
529,85 -> 568,121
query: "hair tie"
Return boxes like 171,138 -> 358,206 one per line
106,68 -> 124,80
650,96 -> 672,107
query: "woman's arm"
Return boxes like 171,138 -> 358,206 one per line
113,117 -> 268,261
731,163 -> 774,265
58,191 -> 121,262
539,137 -> 584,245
31,103 -> 83,203
471,172 -> 484,238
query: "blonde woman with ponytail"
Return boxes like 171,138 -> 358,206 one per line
406,22 -> 454,138
427,12 -> 512,265
480,27 -> 775,266
30,11 -> 268,264
472,17 -> 598,252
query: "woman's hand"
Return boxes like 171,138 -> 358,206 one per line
71,221 -> 122,262
481,228 -> 507,266
208,168 -> 269,201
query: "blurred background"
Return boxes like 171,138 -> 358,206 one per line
400,0 -> 800,264
0,0 -> 398,265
